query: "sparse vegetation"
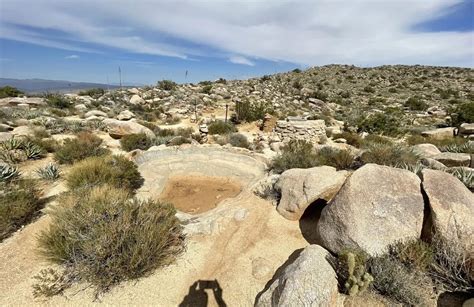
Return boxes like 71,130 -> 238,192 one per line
78,88 -> 106,98
36,185 -> 185,297
0,163 -> 20,182
360,143 -> 419,167
157,80 -> 177,91
44,93 -> 70,109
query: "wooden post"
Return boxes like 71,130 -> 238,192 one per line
225,103 -> 229,123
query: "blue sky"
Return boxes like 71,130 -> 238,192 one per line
0,0 -> 472,85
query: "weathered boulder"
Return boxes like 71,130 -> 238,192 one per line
433,152 -> 471,167
459,123 -> 474,136
117,110 -> 135,120
255,245 -> 339,307
129,94 -> 145,105
103,119 -> 155,139
412,143 -> 441,158
422,169 -> 474,254
84,110 -> 107,118
318,164 -> 425,256
275,166 -> 349,220
421,127 -> 455,139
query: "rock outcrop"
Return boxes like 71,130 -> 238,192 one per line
255,245 -> 339,307
275,166 -> 349,220
422,169 -> 474,254
318,164 -> 425,256
103,118 -> 155,139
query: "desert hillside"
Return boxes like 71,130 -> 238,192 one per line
0,65 -> 473,306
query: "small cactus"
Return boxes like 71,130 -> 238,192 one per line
0,163 -> 20,182
343,252 -> 374,296
36,163 -> 60,181
23,142 -> 43,160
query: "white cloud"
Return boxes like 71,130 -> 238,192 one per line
0,0 -> 472,67
229,55 -> 255,66
65,55 -> 79,59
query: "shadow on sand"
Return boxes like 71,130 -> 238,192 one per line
179,279 -> 227,307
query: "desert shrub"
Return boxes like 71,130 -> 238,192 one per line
36,185 -> 184,297
292,68 -> 302,73
157,80 -> 177,91
44,93 -> 70,109
54,132 -> 109,164
440,141 -> 474,154
208,120 -> 236,135
235,100 -> 272,122
272,140 -> 318,173
0,179 -> 43,241
228,133 -> 249,148
388,240 -> 434,272
333,132 -> 362,147
36,163 -> 60,181
368,255 -> 433,306
429,234 -> 474,293
316,147 -> 354,170
360,143 -> 419,167
201,85 -> 212,94
66,155 -> 143,192
78,88 -> 105,98
405,96 -> 428,111
357,112 -> 401,136
0,86 -> 24,98
120,133 -> 153,151
363,85 -> 375,93
451,102 -> 474,126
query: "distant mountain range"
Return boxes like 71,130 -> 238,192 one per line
0,78 -> 132,94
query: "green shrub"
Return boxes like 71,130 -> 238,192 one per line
272,140 -> 318,173
120,133 -> 153,151
405,96 -> 428,111
357,112 -> 402,136
77,88 -> 105,98
36,185 -> 184,297
66,155 -> 143,192
44,93 -> 70,109
333,132 -> 362,147
235,100 -> 272,122
360,143 -> 419,167
0,86 -> 24,98
54,132 -> 109,164
208,120 -> 236,135
157,80 -> 177,91
451,102 -> 474,126
316,147 -> 354,170
228,133 -> 249,148
201,85 -> 212,94
0,179 -> 43,241
363,85 -> 375,93
387,240 -> 434,272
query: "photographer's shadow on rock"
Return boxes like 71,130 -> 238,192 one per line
179,279 -> 227,307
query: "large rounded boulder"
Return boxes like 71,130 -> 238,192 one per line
255,245 -> 339,307
422,169 -> 474,254
275,166 -> 349,220
103,118 -> 155,139
318,164 -> 425,256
